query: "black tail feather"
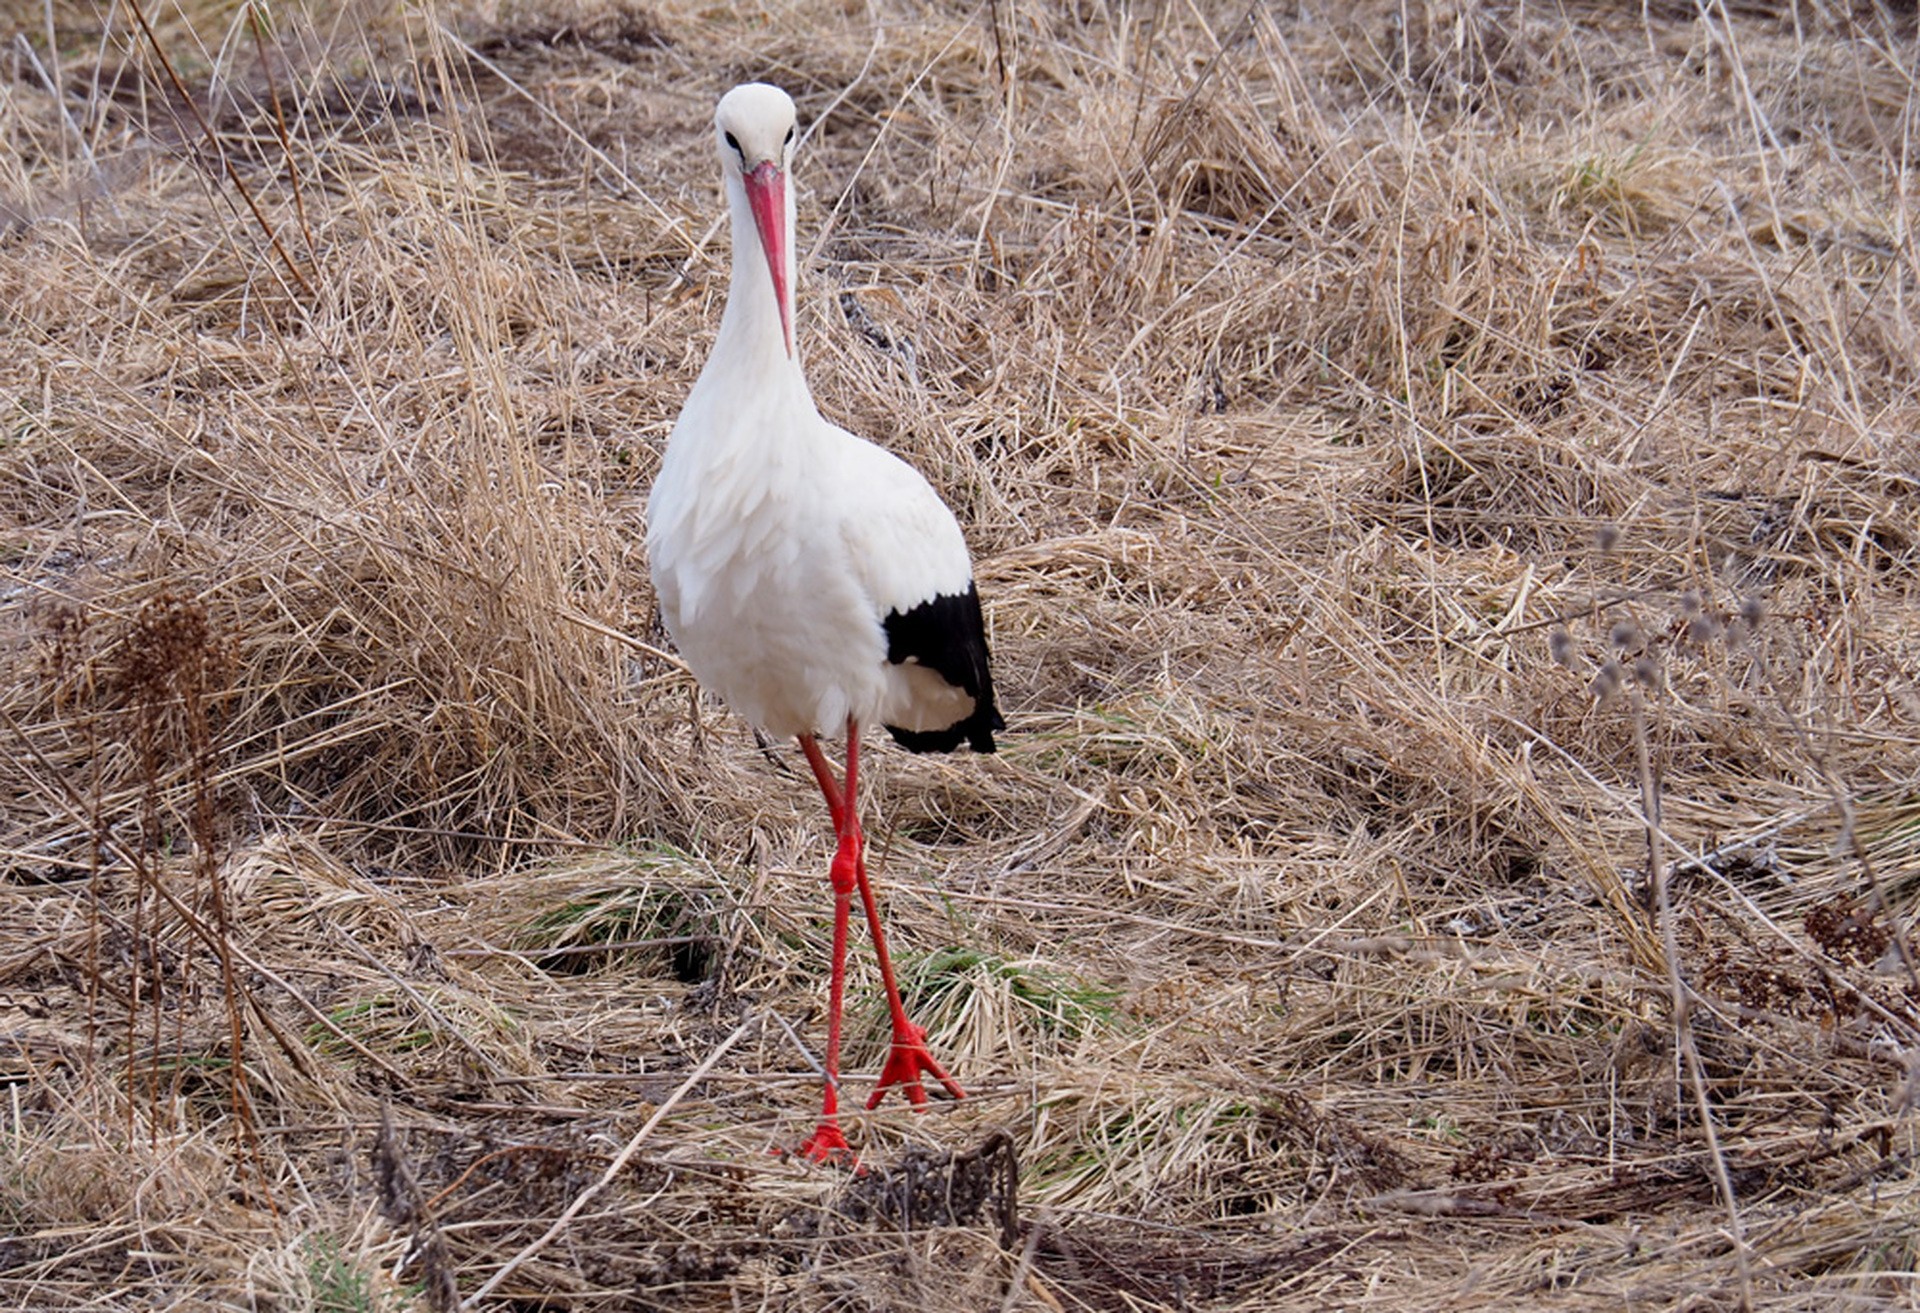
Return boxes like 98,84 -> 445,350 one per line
885,701 -> 1002,755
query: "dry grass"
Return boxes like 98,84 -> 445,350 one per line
3,0 -> 1920,1307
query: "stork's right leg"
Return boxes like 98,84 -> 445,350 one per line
796,734 -> 856,1162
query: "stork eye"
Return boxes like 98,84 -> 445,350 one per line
784,126 -> 794,146
723,131 -> 742,154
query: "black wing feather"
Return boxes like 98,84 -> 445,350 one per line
881,583 -> 1003,754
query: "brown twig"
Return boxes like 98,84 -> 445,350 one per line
125,0 -> 315,299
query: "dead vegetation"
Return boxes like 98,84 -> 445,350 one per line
3,0 -> 1919,1307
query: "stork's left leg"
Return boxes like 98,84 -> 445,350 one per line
794,727 -> 963,1155
839,720 -> 967,1110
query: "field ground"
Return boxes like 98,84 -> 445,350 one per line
4,0 -> 1920,1308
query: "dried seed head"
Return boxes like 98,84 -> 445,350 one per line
1740,595 -> 1765,627
1679,590 -> 1702,616
1596,524 -> 1620,553
1686,613 -> 1721,647
37,602 -> 90,680
1549,627 -> 1573,666
1632,655 -> 1662,690
1591,660 -> 1622,701
117,593 -> 231,706
1608,621 -> 1642,652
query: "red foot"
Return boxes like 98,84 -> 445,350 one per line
797,1119 -> 854,1164
867,1023 -> 967,1110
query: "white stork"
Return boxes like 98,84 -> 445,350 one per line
646,82 -> 1002,1161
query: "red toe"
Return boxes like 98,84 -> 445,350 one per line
867,1023 -> 967,1110
797,1119 -> 854,1164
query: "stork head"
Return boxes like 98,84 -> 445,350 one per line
715,83 -> 798,357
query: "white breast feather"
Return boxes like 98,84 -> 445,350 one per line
649,419 -> 977,741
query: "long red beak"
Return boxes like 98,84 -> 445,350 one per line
741,161 -> 792,357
